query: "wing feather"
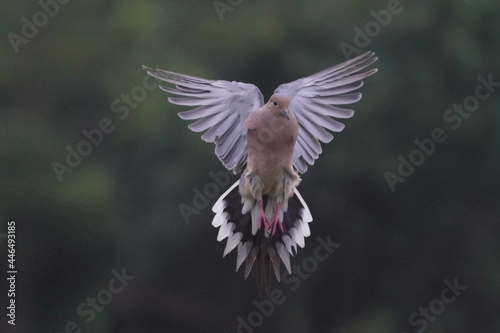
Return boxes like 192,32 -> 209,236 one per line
144,66 -> 264,173
274,52 -> 378,173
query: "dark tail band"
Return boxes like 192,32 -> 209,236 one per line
212,181 -> 313,294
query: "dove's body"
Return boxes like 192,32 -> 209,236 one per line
242,98 -> 299,199
238,99 -> 302,293
144,51 -> 378,294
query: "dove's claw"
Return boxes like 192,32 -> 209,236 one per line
271,202 -> 284,235
258,200 -> 271,231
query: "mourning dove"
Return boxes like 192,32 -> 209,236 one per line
144,51 -> 378,294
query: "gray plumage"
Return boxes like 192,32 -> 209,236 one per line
144,51 -> 378,294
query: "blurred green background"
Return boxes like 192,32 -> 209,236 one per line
1,0 -> 500,332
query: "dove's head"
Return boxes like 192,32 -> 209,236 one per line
267,94 -> 290,120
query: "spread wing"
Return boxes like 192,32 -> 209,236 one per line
143,66 -> 264,174
274,52 -> 378,173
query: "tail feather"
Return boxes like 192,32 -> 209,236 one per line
256,242 -> 271,296
267,245 -> 281,282
212,181 -> 313,294
236,241 -> 252,270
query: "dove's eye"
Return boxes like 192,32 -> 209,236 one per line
273,100 -> 278,106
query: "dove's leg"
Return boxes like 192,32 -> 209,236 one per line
271,170 -> 300,235
244,171 -> 271,230
257,200 -> 271,231
271,202 -> 284,234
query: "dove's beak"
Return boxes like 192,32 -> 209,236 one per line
282,109 -> 289,120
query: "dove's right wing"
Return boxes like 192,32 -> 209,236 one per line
143,67 -> 264,174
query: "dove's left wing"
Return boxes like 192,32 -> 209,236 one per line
143,67 -> 264,174
274,52 -> 378,173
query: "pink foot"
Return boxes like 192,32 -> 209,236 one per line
271,202 -> 284,235
258,200 -> 271,231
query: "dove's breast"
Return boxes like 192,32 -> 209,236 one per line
245,112 -> 298,194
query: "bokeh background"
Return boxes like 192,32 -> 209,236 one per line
1,0 -> 500,332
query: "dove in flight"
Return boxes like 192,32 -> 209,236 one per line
143,52 -> 378,294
